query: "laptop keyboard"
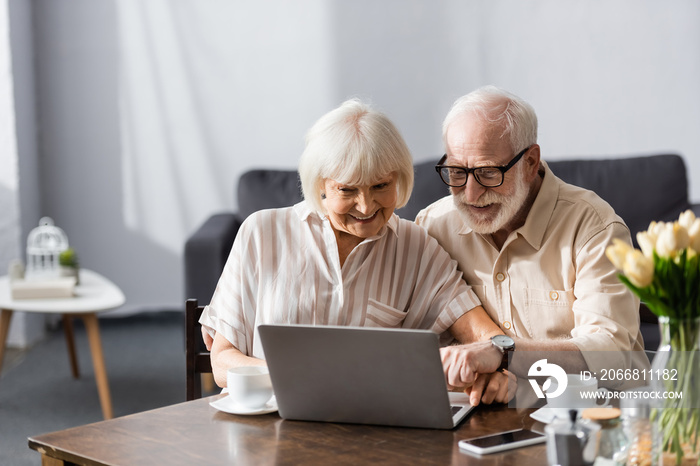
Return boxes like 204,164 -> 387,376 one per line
450,405 -> 463,416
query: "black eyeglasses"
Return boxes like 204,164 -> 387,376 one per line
435,146 -> 530,188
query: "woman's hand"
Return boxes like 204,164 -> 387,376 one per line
210,333 -> 266,388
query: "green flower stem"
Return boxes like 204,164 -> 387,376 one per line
653,318 -> 700,465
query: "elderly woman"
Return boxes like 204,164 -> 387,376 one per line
200,99 -> 510,405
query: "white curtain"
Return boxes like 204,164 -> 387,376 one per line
116,0 -> 335,254
0,0 -> 21,270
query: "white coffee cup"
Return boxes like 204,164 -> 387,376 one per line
226,366 -> 273,409
545,373 -> 610,418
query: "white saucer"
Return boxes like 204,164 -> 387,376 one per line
530,405 -> 612,424
530,406 -> 556,424
210,395 -> 278,415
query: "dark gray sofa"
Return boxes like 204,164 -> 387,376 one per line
184,153 -> 699,350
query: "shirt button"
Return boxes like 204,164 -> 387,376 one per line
503,321 -> 512,330
549,291 -> 559,301
496,272 -> 506,282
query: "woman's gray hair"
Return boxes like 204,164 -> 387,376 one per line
299,99 -> 414,215
442,85 -> 538,154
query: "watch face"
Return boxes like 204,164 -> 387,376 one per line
492,334 -> 514,348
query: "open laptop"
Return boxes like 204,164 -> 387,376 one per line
257,324 -> 473,429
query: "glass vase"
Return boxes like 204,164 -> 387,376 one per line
650,316 -> 700,466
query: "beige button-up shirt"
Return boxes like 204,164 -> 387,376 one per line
416,162 -> 648,377
201,201 -> 480,359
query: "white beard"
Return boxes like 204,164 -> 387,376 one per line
453,165 -> 529,234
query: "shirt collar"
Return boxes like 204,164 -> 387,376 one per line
294,200 -> 315,221
517,161 -> 557,250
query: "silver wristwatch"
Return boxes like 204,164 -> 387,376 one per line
490,334 -> 515,371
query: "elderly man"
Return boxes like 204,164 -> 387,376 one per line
416,86 -> 649,392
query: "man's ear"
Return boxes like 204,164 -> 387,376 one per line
524,144 -> 541,180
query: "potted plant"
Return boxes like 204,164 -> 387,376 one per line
59,247 -> 80,285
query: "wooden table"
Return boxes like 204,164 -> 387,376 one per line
0,269 -> 125,419
28,395 -> 548,465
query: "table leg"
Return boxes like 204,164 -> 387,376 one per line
203,373 -> 215,394
40,454 -> 66,465
62,315 -> 80,379
81,313 -> 113,419
0,309 -> 13,375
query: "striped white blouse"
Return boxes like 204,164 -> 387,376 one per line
200,201 -> 480,359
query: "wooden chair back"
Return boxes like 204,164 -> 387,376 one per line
186,298 -> 212,400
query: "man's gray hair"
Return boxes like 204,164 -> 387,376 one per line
442,85 -> 538,153
299,98 -> 414,215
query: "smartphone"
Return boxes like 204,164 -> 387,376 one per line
458,429 -> 546,455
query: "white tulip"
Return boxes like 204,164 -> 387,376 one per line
605,238 -> 634,270
656,222 -> 690,258
636,231 -> 656,258
674,221 -> 690,249
648,221 -> 666,239
689,218 -> 700,253
623,249 -> 654,288
678,210 -> 696,231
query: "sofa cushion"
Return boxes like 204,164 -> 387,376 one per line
237,170 -> 303,220
547,154 -> 689,239
396,159 -> 450,220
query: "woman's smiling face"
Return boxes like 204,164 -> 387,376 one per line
323,173 -> 398,242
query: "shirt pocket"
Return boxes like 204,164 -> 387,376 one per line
522,288 -> 575,339
364,299 -> 408,328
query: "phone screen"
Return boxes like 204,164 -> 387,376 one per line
465,429 -> 544,448
459,428 -> 547,455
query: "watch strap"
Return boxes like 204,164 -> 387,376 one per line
498,348 -> 509,372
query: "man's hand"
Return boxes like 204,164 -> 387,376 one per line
440,341 -> 502,386
441,342 -> 515,406
463,371 -> 517,406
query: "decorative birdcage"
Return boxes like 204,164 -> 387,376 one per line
25,217 -> 69,280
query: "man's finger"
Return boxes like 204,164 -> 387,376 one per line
481,374 -> 500,404
447,364 -> 464,388
506,371 -> 517,402
494,373 -> 509,404
469,375 -> 487,406
459,357 -> 477,386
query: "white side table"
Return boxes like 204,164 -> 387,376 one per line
0,269 -> 125,419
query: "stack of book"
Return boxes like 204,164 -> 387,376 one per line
10,277 -> 76,299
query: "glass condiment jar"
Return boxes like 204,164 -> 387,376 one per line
620,387 -> 654,466
581,407 -> 627,465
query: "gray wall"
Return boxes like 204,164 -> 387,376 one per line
9,0 -> 700,319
